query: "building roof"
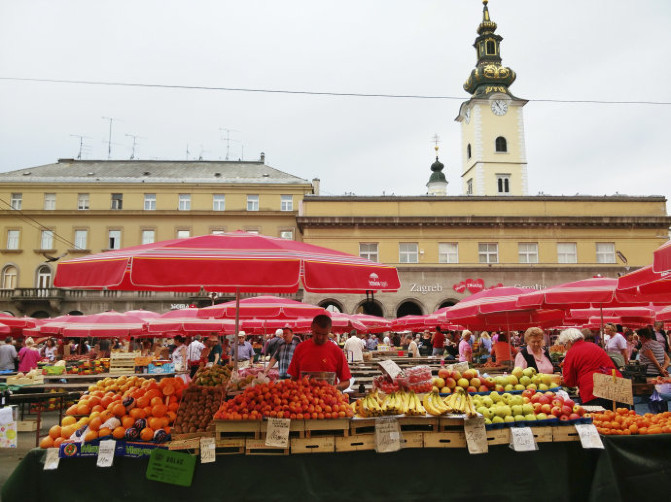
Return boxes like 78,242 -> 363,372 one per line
0,159 -> 311,185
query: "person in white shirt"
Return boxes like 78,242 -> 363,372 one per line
406,334 -> 419,358
604,323 -> 628,368
186,334 -> 206,376
383,334 -> 391,346
344,332 -> 366,362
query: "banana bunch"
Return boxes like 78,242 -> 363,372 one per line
356,393 -> 384,417
443,389 -> 478,418
356,390 -> 426,417
423,391 -> 450,416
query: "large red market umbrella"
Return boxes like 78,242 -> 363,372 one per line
437,287 -> 531,319
350,314 -> 392,333
616,265 -> 671,303
516,277 -> 644,309
653,240 -> 671,273
54,232 -> 400,294
58,311 -> 149,338
198,295 -> 327,319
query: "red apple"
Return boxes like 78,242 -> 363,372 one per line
522,389 -> 536,399
495,385 -> 505,392
466,386 -> 477,393
463,369 -> 476,380
531,394 -> 542,404
561,406 -> 572,416
573,405 -> 585,416
544,391 -> 555,397
563,399 -> 575,409
551,398 -> 564,408
485,377 -> 496,388
445,378 -> 457,389
533,403 -> 543,413
540,403 -> 552,415
568,413 -> 581,420
438,368 -> 451,380
559,415 -> 569,422
470,378 -> 481,388
551,406 -> 563,417
538,395 -> 551,406
478,385 -> 489,392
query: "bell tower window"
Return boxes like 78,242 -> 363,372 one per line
495,136 -> 507,152
497,175 -> 511,194
486,40 -> 496,55
467,144 -> 472,159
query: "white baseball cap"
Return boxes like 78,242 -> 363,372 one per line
275,328 -> 284,336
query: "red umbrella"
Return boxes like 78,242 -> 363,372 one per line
350,314 -> 392,333
516,277 -> 645,309
54,232 -> 400,294
653,240 -> 671,273
59,311 -> 148,338
616,265 -> 671,303
566,306 -> 659,322
123,309 -> 161,320
437,287 -> 531,319
198,295 -> 326,319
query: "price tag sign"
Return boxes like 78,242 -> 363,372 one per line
378,360 -> 404,379
200,437 -> 216,463
265,418 -> 291,448
575,423 -> 605,449
447,362 -> 470,374
43,448 -> 60,470
464,416 -> 488,454
509,427 -> 537,452
146,449 -> 196,487
592,373 -> 634,405
375,417 -> 402,453
96,439 -> 116,468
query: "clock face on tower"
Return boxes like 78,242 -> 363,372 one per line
491,100 -> 508,116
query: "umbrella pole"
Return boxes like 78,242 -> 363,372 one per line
600,305 -> 605,348
233,287 -> 240,369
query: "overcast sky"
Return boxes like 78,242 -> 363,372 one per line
1,0 -> 670,201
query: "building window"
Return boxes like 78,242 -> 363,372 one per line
495,137 -> 507,153
486,39 -> 496,55
44,193 -> 56,210
557,243 -> 577,264
467,144 -> 472,159
399,243 -> 419,263
1,265 -> 17,289
36,265 -> 51,289
247,195 -> 259,211
6,230 -> 19,250
144,194 -> 156,211
497,175 -> 510,194
210,229 -> 226,235
41,230 -> 54,250
478,243 -> 499,264
111,193 -> 123,210
10,193 -> 22,210
359,243 -> 379,262
176,230 -> 191,239
466,179 -> 473,195
142,230 -> 155,245
213,194 -> 226,211
596,242 -> 616,264
74,230 -> 88,250
281,195 -> 293,212
518,243 -> 539,264
178,194 -> 191,211
439,243 -> 459,264
108,230 -> 121,250
245,229 -> 260,235
78,193 -> 89,210
280,230 -> 294,240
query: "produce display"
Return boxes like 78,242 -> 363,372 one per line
432,367 -> 559,394
354,390 -> 426,417
472,389 -> 587,425
40,375 -> 183,449
373,365 -> 434,394
424,390 -> 478,417
592,408 -> 671,435
214,378 -> 354,420
191,364 -> 233,387
172,386 -> 225,434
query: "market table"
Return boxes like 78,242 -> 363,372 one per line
3,435 -> 670,502
6,391 -> 71,446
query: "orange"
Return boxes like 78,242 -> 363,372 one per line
148,417 -> 163,430
136,396 -> 150,408
168,403 -> 179,412
88,396 -> 102,407
61,416 -> 76,427
53,437 -> 64,448
112,403 -> 127,417
100,396 -> 114,409
140,427 -> 154,441
60,425 -> 76,440
91,405 -> 104,414
88,417 -> 102,432
151,405 -> 168,418
40,436 -> 54,449
150,396 -> 164,407
98,427 -> 112,438
129,408 -> 146,420
112,426 -> 126,439
49,425 -> 62,440
100,410 -> 114,422
143,406 -> 153,417
84,430 -> 98,442
65,404 -> 78,416
121,416 -> 135,429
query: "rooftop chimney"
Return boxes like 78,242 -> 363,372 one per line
260,152 -> 265,163
312,178 -> 320,195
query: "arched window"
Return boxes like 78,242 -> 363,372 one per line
495,136 -> 507,152
467,144 -> 472,159
1,265 -> 17,289
36,265 -> 52,289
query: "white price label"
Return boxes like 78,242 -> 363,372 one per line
575,424 -> 604,449
200,437 -> 216,463
375,417 -> 402,453
97,439 -> 116,467
509,427 -> 537,452
265,418 -> 291,448
378,360 -> 403,379
43,448 -> 60,470
464,416 -> 488,455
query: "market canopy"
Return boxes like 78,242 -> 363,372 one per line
54,232 -> 401,294
198,295 -> 327,319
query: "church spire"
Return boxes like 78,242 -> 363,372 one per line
426,135 -> 447,196
463,0 -> 517,98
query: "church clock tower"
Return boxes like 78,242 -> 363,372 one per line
457,0 -> 528,196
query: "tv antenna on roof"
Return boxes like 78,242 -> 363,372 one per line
69,135 -> 91,159
219,128 -> 241,161
125,134 -> 145,160
102,116 -> 118,159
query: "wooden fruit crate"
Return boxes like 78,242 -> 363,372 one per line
17,420 -> 38,432
438,415 -> 466,431
109,350 -> 141,376
531,426 -> 554,443
486,428 -> 510,446
423,431 -> 467,448
349,418 -> 377,435
398,416 -> 439,432
245,439 -> 289,456
168,437 -> 201,453
260,419 -> 305,439
290,436 -> 335,454
214,420 -> 262,440
215,439 -> 246,455
335,434 -> 376,452
400,431 -> 424,449
304,418 -> 350,438
552,425 -> 580,442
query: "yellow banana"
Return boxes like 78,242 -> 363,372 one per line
415,393 -> 426,415
423,393 -> 441,416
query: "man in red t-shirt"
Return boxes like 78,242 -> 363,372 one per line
288,314 -> 352,390
431,327 -> 446,357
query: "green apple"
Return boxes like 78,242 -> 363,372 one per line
497,405 -> 512,418
492,416 -> 504,424
526,383 -> 538,391
538,383 -> 549,391
501,393 -> 513,404
522,403 -> 534,415
511,405 -> 524,416
504,415 -> 515,423
482,396 -> 494,408
514,415 -> 526,422
522,367 -> 536,378
504,384 -> 514,391
489,392 -> 502,403
540,374 -> 554,386
511,367 -> 524,379
484,417 -> 493,425
519,376 -> 532,387
524,414 -> 537,421
536,412 -> 548,420
514,384 -> 526,391
507,375 -> 519,386
434,377 -> 445,388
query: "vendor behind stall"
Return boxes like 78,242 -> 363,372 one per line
287,314 -> 351,391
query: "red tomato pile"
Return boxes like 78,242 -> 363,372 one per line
214,378 -> 354,420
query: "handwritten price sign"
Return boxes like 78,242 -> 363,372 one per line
265,418 -> 291,448
464,416 -> 488,454
509,427 -> 537,452
593,373 -> 633,405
